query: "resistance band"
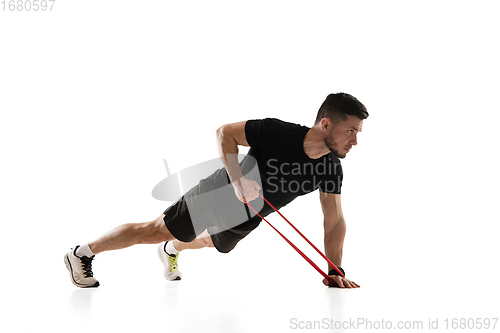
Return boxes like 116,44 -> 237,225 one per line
245,193 -> 345,284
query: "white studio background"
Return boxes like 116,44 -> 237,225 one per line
1,1 -> 499,332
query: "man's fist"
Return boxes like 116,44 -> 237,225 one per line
233,177 -> 261,203
323,275 -> 360,288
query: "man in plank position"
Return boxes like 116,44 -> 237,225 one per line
64,93 -> 367,289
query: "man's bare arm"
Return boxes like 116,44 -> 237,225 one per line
320,192 -> 346,269
216,121 -> 260,203
320,191 -> 360,288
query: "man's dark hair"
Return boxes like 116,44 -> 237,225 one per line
314,93 -> 369,125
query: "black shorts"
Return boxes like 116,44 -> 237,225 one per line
163,196 -> 261,253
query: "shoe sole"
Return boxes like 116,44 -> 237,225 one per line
157,245 -> 182,281
64,253 -> 100,288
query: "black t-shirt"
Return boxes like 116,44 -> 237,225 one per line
244,118 -> 343,214
184,118 -> 343,232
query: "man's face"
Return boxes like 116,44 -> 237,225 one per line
323,115 -> 363,159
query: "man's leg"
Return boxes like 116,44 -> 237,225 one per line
171,229 -> 215,251
157,220 -> 259,282
90,214 -> 175,254
65,214 -> 175,288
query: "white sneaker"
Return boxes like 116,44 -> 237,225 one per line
157,242 -> 182,281
64,246 -> 100,288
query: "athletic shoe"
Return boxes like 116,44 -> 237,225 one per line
157,242 -> 182,281
64,246 -> 100,288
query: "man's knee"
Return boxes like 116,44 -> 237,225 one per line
199,231 -> 215,248
141,214 -> 175,244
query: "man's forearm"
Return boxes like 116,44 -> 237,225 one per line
324,216 -> 346,270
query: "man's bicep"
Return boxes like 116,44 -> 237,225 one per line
218,120 -> 250,147
319,192 -> 344,222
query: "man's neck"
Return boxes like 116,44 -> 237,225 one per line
303,126 -> 330,159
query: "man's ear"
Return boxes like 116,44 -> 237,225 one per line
320,118 -> 331,131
